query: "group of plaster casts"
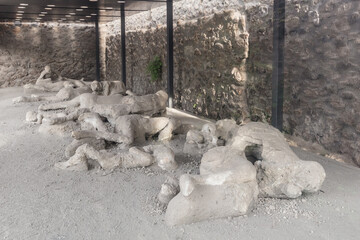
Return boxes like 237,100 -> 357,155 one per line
13,65 -> 129,103
163,120 -> 326,225
14,66 -> 179,172
14,66 -> 326,227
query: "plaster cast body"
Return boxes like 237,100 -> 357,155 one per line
229,122 -> 326,198
71,114 -> 178,147
158,176 -> 180,206
166,146 -> 259,226
165,121 -> 326,225
184,123 -> 220,155
13,86 -> 92,103
90,81 -> 127,96
65,138 -> 107,158
24,66 -> 88,92
15,80 -> 129,104
18,74 -> 326,226
38,90 -> 168,119
55,144 -> 177,172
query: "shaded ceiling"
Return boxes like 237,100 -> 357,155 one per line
0,0 -> 167,23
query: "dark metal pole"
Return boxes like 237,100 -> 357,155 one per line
167,0 -> 174,108
95,17 -> 101,81
120,3 -> 126,86
271,0 -> 285,131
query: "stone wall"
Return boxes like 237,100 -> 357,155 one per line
288,0 -> 360,166
103,0 -> 272,121
104,0 -> 360,166
0,24 -> 97,87
106,10 -> 250,121
246,0 -> 360,166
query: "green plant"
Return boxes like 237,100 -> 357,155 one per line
146,56 -> 162,83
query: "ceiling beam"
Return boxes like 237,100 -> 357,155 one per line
0,0 -> 169,23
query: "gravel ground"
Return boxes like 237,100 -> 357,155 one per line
0,87 -> 359,240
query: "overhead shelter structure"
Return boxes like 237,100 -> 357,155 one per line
0,0 -> 285,129
0,0 -> 175,106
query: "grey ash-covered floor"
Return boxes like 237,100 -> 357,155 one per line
0,87 -> 359,240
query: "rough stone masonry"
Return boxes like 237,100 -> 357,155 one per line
104,0 -> 360,166
0,24 -> 97,87
246,0 -> 360,166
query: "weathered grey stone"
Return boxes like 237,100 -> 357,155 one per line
143,145 -> 178,171
90,81 -> 127,96
166,121 -> 326,225
56,144 -> 176,172
184,123 -> 218,155
56,144 -> 154,171
65,138 -> 106,158
158,176 -> 180,206
229,122 -> 326,198
25,111 -> 38,122
36,108 -> 89,126
38,121 -> 80,137
13,86 -> 92,104
215,119 -> 238,142
166,147 -> 258,226
72,115 -> 176,147
185,130 -> 204,144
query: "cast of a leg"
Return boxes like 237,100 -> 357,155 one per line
40,108 -> 90,125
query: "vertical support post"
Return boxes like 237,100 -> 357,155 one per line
271,0 -> 285,131
167,0 -> 174,108
120,3 -> 126,86
95,17 -> 101,82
